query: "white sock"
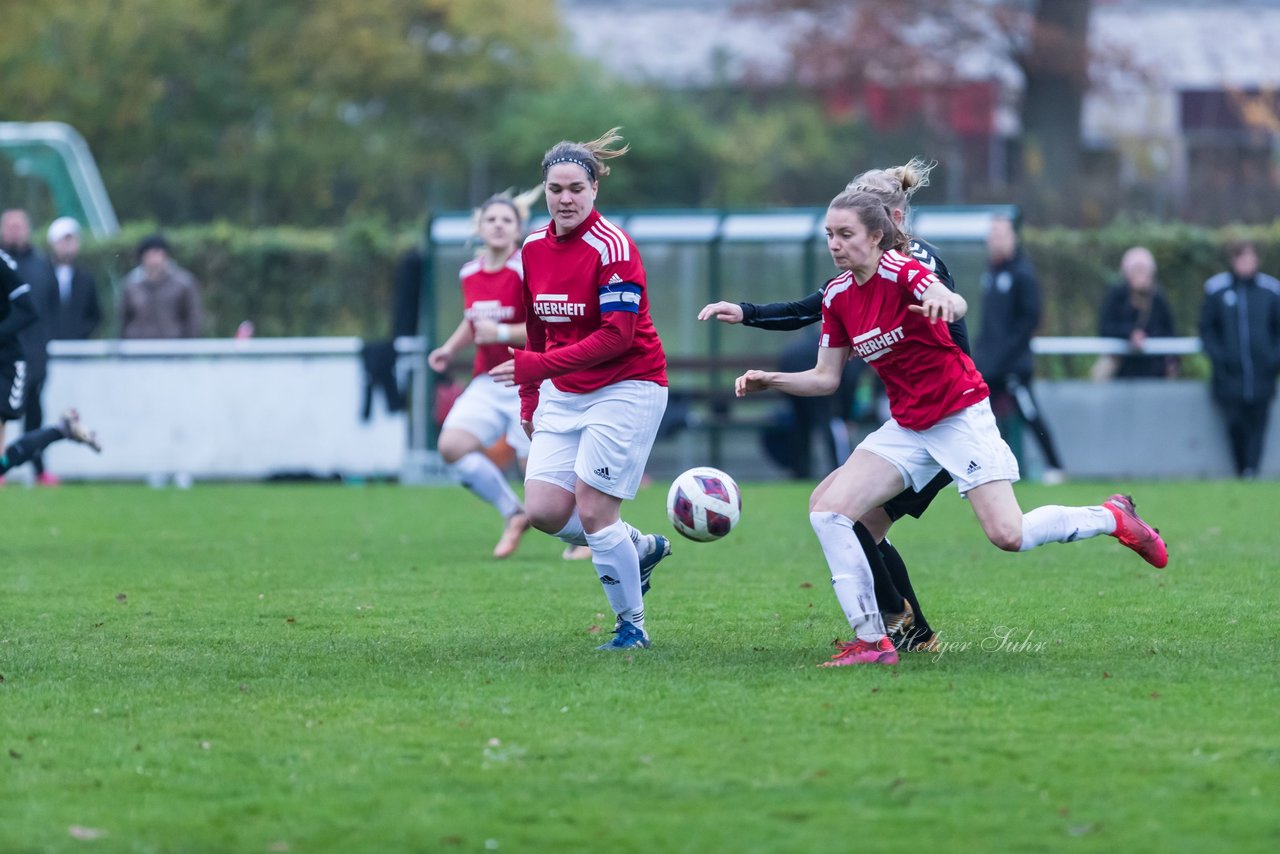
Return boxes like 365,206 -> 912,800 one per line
629,525 -> 654,559
1019,505 -> 1116,551
553,509 -> 588,547
555,510 -> 647,554
451,452 -> 522,519
809,511 -> 885,642
585,519 -> 645,631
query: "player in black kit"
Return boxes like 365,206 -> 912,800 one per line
699,159 -> 959,652
0,247 -> 100,479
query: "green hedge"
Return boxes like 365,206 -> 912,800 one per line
81,220 -> 418,339
77,218 -> 1280,345
1025,219 -> 1280,336
1021,219 -> 1280,378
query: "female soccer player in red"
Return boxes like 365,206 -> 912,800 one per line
735,189 -> 1168,667
429,191 -> 539,559
700,158 -> 955,651
490,129 -> 671,650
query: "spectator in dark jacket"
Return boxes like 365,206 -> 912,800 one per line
47,217 -> 102,342
1097,246 -> 1179,379
1199,240 -> 1280,478
974,215 -> 1066,483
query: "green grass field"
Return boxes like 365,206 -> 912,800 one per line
2,480 -> 1278,853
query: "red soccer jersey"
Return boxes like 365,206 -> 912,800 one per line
820,249 -> 989,430
460,253 -> 526,377
516,209 -> 667,412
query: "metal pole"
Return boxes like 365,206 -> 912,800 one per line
707,219 -> 724,469
401,213 -> 450,484
421,216 -> 439,452
802,218 -> 818,296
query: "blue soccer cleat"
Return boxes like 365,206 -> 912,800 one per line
638,533 -> 671,596
596,619 -> 651,650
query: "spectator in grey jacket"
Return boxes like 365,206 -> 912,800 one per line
1199,241 -> 1280,478
119,233 -> 204,339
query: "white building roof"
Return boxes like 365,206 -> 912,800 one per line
560,0 -> 802,85
562,0 -> 1280,91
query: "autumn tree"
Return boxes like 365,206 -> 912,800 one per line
0,0 -> 566,225
743,0 -> 1098,223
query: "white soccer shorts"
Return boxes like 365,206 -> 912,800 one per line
440,374 -> 531,457
525,380 -> 668,500
857,397 -> 1020,495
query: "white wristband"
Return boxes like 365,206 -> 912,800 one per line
496,324 -> 511,343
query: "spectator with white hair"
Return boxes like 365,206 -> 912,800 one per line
1095,245 -> 1179,379
46,216 -> 102,343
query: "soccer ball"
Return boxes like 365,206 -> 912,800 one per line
665,466 -> 742,543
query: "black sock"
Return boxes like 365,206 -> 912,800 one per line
0,426 -> 65,475
853,521 -> 905,613
879,538 -> 932,637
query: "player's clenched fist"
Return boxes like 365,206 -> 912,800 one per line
908,292 -> 962,324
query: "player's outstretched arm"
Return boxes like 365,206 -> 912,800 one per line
735,346 -> 849,398
428,318 -> 475,372
697,301 -> 744,324
728,290 -> 825,331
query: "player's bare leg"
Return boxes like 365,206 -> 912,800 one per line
439,427 -> 528,559
810,450 -> 905,666
966,480 -> 1166,567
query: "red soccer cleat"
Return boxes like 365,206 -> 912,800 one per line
1104,494 -> 1168,568
822,636 -> 899,667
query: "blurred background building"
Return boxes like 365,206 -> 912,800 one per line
563,0 -> 1280,224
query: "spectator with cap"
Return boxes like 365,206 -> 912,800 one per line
119,233 -> 204,339
47,216 -> 102,343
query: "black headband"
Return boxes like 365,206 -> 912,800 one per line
543,155 -> 596,182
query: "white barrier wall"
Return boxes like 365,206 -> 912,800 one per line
36,339 -> 406,482
1020,379 -> 1278,480
20,338 -> 1277,482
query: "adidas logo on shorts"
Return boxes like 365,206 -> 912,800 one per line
966,460 -> 981,475
594,466 -> 613,481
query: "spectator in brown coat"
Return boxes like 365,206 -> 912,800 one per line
119,234 -> 204,339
